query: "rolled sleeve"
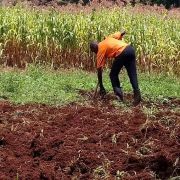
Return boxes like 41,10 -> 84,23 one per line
97,48 -> 106,69
108,32 -> 123,40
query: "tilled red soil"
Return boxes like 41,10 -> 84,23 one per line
0,93 -> 180,180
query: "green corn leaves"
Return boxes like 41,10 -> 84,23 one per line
0,7 -> 179,74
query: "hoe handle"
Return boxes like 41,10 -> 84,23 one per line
93,82 -> 99,99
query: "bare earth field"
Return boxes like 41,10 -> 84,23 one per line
0,92 -> 180,179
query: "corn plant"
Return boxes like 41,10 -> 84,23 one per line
0,6 -> 179,75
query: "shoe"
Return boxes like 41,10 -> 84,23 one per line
133,89 -> 142,106
113,87 -> 124,102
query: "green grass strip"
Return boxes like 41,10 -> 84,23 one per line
0,65 -> 179,105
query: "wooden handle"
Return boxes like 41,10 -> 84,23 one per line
93,82 -> 99,99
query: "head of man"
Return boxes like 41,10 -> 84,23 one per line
90,41 -> 98,54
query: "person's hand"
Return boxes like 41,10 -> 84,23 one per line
121,31 -> 126,37
99,87 -> 106,97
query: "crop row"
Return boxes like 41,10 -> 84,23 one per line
0,7 -> 179,74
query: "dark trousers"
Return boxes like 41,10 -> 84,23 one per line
109,45 -> 139,91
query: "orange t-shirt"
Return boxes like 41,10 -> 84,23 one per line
97,32 -> 129,69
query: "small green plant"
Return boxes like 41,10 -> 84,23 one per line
142,105 -> 158,119
116,170 -> 127,180
93,158 -> 111,179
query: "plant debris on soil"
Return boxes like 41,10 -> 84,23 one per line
0,92 -> 180,179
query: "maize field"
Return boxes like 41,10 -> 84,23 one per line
0,6 -> 179,74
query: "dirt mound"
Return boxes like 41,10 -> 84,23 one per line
0,96 -> 179,179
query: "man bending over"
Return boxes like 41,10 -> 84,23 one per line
90,31 -> 141,105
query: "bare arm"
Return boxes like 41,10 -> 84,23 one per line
97,67 -> 106,96
97,68 -> 103,89
107,31 -> 126,40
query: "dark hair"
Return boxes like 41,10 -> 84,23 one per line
90,41 -> 98,53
